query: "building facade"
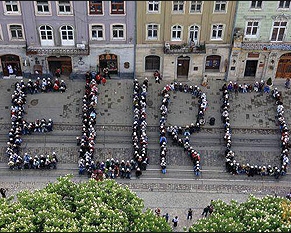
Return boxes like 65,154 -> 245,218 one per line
227,0 -> 291,81
136,1 -> 237,81
0,1 -> 135,78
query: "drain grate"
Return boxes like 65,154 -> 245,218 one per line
30,99 -> 38,106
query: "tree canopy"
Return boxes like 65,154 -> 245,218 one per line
0,175 -> 172,232
189,194 -> 291,232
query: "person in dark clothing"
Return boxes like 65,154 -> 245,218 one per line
201,205 -> 210,217
163,212 -> 169,222
187,208 -> 193,220
55,68 -> 61,78
0,188 -> 7,198
135,167 -> 142,178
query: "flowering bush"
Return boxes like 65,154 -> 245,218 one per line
0,175 -> 172,232
189,195 -> 291,232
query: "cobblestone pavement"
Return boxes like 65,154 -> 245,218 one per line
1,76 -> 291,231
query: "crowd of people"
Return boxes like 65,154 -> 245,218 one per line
159,82 -> 208,175
132,78 -> 150,177
6,78 -> 59,170
78,72 -> 99,177
222,80 -> 289,178
16,77 -> 67,94
78,72 -> 145,179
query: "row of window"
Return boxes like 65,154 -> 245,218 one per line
146,1 -> 290,14
245,21 -> 287,42
1,19 -> 288,44
5,1 -> 290,17
249,0 -> 290,9
4,0 -> 125,16
147,19 -> 289,42
147,24 -> 224,42
0,24 -> 127,45
147,1 -> 227,14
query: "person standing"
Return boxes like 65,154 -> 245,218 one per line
285,77 -> 290,89
172,216 -> 179,228
103,67 -> 111,79
187,208 -> 193,220
55,68 -> 61,78
0,188 -> 7,198
7,64 -> 14,75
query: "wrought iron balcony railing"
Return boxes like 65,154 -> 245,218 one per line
26,45 -> 89,56
164,42 -> 206,54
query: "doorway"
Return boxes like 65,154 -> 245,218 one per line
244,60 -> 258,77
99,54 -> 118,75
177,56 -> 190,78
47,56 -> 72,76
276,53 -> 291,79
1,54 -> 22,76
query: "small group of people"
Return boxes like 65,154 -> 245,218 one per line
15,77 -> 67,94
80,157 -> 139,180
159,82 -> 208,175
85,71 -> 107,86
132,78 -> 150,178
201,201 -> 214,217
222,81 -> 289,178
222,80 -> 270,94
6,80 -> 55,168
7,151 -> 58,170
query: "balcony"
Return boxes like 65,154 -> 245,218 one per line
26,45 -> 89,56
164,42 -> 206,54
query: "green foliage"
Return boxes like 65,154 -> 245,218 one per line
189,194 -> 291,232
0,175 -> 172,232
266,77 -> 273,86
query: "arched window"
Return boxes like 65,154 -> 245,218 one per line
39,25 -> 54,46
60,25 -> 74,46
145,55 -> 160,71
189,25 -> 199,44
205,55 -> 221,71
171,25 -> 182,41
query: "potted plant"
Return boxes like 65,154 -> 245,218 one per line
266,77 -> 273,86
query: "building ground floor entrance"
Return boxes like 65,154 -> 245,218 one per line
47,56 -> 72,77
177,56 -> 190,79
276,53 -> 291,79
99,54 -> 118,76
244,60 -> 258,77
1,54 -> 22,76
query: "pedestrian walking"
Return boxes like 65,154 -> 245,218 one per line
154,70 -> 161,84
172,216 -> 179,228
187,208 -> 193,220
285,77 -> 290,89
163,212 -> 169,222
155,208 -> 161,217
201,205 -> 210,217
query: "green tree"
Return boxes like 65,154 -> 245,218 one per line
189,194 -> 291,232
0,175 -> 172,232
